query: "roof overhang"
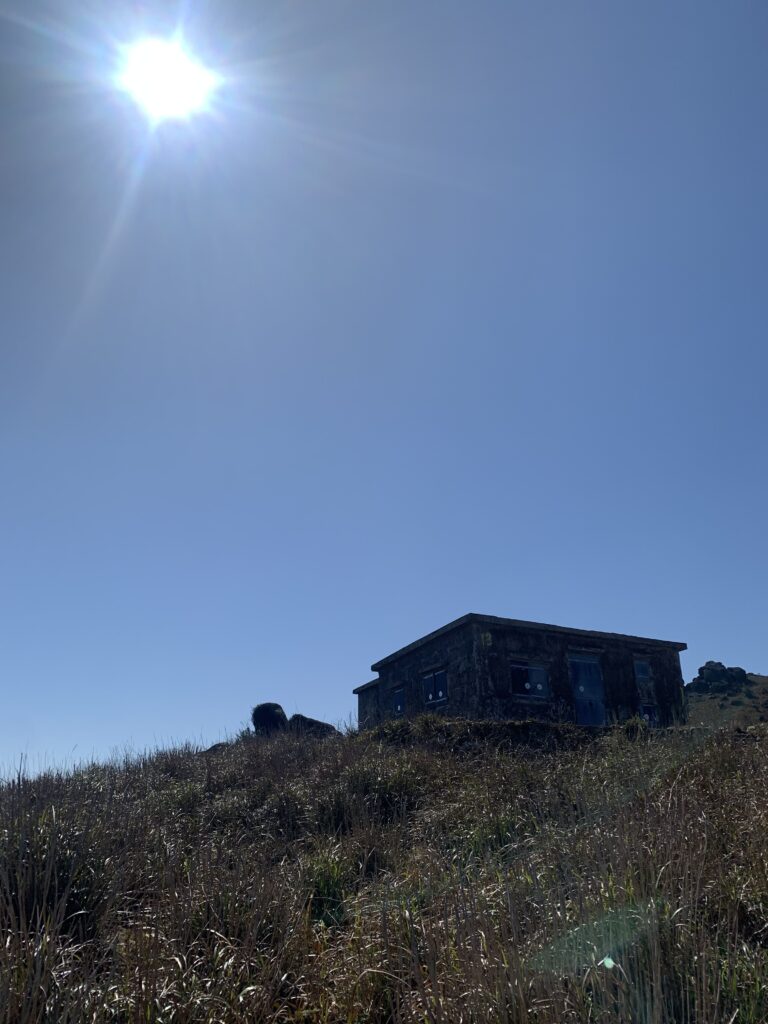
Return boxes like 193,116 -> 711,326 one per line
353,678 -> 380,695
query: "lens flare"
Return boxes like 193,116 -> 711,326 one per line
118,37 -> 219,122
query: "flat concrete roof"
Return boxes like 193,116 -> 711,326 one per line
369,613 -> 687,673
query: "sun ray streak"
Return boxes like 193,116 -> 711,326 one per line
68,139 -> 152,338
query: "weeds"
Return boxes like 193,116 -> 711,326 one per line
0,721 -> 766,1022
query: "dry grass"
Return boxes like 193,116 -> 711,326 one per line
686,674 -> 768,729
2,717 -> 767,1022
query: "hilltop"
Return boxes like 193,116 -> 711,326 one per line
685,661 -> 768,728
2,716 -> 767,1023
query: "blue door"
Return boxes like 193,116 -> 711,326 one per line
569,655 -> 606,726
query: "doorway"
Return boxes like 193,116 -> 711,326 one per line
569,655 -> 606,726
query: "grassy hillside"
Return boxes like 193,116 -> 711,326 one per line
2,718 -> 768,1023
686,673 -> 768,728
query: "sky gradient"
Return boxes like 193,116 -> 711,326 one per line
1,1 -> 766,768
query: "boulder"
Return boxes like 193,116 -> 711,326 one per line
288,713 -> 338,738
202,741 -> 229,756
688,662 -> 749,695
251,702 -> 289,735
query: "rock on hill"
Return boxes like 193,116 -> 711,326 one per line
686,662 -> 768,727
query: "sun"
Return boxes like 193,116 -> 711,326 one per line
117,38 -> 219,123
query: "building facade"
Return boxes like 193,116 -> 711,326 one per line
354,613 -> 687,728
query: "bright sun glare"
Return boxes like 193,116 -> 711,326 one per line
118,38 -> 219,122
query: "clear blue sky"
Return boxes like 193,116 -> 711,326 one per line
1,1 -> 766,767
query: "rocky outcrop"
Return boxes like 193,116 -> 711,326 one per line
251,702 -> 289,735
202,741 -> 229,756
249,703 -> 337,738
288,713 -> 338,738
688,662 -> 749,695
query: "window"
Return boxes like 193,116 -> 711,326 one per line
529,665 -> 550,695
423,670 -> 448,705
509,661 -> 551,698
391,688 -> 406,716
634,659 -> 656,701
634,660 -> 652,682
568,656 -> 604,699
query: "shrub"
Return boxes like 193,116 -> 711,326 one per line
315,756 -> 421,835
303,844 -> 350,926
264,784 -> 309,840
622,715 -> 649,741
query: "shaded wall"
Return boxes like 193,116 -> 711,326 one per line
359,621 -> 685,727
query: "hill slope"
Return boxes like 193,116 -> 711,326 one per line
686,672 -> 768,727
2,719 -> 767,1023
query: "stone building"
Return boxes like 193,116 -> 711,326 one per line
354,613 -> 687,728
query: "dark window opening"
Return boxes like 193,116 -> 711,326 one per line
391,688 -> 406,716
423,670 -> 448,705
569,656 -> 604,699
509,661 -> 551,698
634,659 -> 656,701
634,660 -> 652,682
